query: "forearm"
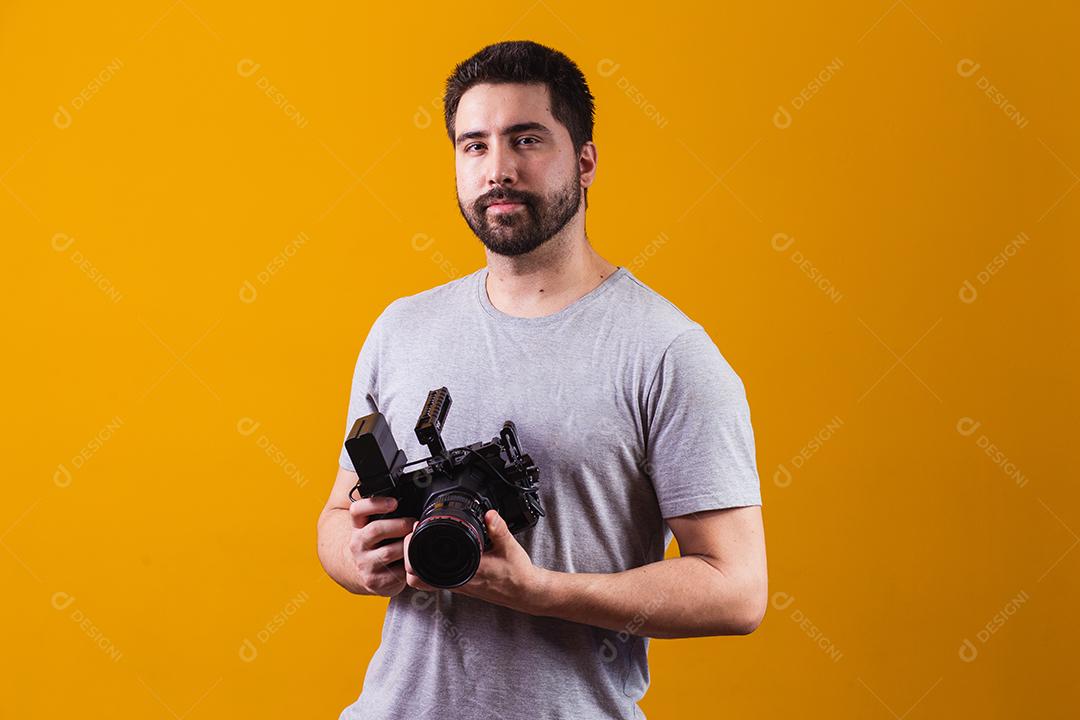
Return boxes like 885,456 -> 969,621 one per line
316,507 -> 366,594
529,555 -> 763,639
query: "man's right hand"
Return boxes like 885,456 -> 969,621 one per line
346,496 -> 417,596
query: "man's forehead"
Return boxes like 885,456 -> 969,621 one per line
455,82 -> 554,125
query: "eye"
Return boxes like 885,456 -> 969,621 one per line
516,136 -> 539,146
464,142 -> 485,153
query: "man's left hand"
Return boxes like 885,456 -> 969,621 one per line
403,509 -> 547,614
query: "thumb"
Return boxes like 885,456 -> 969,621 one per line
485,509 -> 511,547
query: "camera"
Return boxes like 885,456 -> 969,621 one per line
345,387 -> 545,589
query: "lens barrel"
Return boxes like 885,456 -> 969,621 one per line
409,490 -> 486,588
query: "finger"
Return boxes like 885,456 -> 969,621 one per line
360,517 -> 417,550
400,525 -> 435,591
484,509 -> 511,548
370,539 -> 406,570
349,495 -> 398,528
402,525 -> 416,575
405,570 -> 437,593
366,559 -> 407,594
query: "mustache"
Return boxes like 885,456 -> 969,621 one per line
477,188 -> 534,209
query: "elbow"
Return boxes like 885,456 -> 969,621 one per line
687,553 -> 769,637
734,599 -> 766,635
724,571 -> 768,636
735,574 -> 768,635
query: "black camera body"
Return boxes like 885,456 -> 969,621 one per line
345,387 -> 544,588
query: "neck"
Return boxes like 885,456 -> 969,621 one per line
483,213 -> 618,319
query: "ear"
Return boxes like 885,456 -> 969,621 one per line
578,141 -> 598,190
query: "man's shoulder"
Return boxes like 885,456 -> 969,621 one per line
378,267 -> 482,324
612,270 -> 747,399
610,268 -> 706,346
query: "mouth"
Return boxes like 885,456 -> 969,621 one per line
486,201 -> 525,212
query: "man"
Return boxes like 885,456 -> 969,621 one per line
317,40 -> 767,720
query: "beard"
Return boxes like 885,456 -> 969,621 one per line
457,170 -> 582,257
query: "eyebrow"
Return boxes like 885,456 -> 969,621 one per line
455,122 -> 553,146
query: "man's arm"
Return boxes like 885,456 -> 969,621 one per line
317,465 -> 415,596
532,505 -> 767,638
316,466 -> 368,594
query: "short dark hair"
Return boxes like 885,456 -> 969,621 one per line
443,39 -> 596,156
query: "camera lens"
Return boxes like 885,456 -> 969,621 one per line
409,491 -> 485,588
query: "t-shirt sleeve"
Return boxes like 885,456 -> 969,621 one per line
337,308 -> 388,472
643,326 -> 762,518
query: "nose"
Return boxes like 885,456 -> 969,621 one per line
486,142 -> 517,188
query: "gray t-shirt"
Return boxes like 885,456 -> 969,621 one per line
336,264 -> 762,720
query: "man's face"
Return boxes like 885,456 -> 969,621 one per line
453,82 -> 584,257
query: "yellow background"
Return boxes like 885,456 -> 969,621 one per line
3,1 -> 1077,717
